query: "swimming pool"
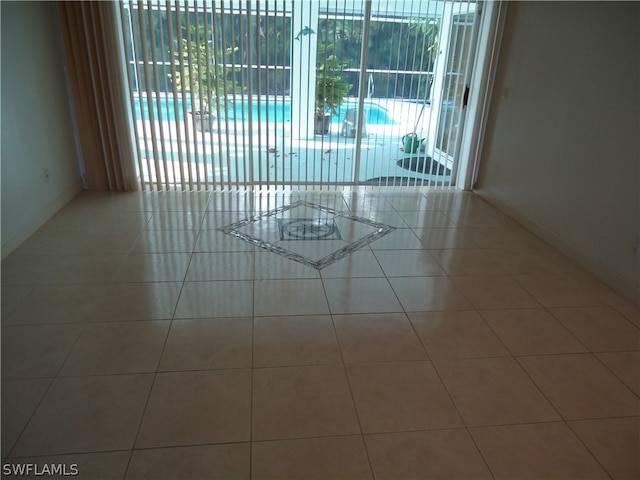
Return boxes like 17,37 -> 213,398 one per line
133,97 -> 398,125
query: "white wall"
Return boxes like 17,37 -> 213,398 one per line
475,1 -> 639,301
1,1 -> 83,258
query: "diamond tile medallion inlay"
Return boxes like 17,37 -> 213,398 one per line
221,201 -> 396,269
278,218 -> 342,241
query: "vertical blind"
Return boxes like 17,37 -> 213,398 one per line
116,0 -> 478,191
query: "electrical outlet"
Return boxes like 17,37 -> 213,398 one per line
43,169 -> 50,183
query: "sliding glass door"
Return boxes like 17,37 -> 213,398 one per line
119,0 -> 481,191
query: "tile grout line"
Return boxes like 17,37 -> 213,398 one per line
3,377 -> 58,460
377,190 -> 498,479
321,190 -> 376,479
4,310 -> 91,459
517,341 -> 626,480
121,193 -> 210,480
426,343 -> 499,480
249,208 -> 256,479
562,420 -> 620,480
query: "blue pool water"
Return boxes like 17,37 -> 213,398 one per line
133,97 -> 397,125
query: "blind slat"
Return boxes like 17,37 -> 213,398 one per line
165,1 -> 186,190
146,2 -> 171,189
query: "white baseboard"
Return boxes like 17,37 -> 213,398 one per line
475,191 -> 639,305
1,183 -> 83,260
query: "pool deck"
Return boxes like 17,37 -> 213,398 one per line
134,99 -> 450,186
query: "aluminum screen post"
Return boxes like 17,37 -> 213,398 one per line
290,1 -> 319,140
353,0 -> 372,185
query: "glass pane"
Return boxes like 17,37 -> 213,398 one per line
435,12 -> 474,154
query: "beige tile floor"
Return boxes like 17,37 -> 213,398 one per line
2,187 -> 639,479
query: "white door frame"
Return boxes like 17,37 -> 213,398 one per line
456,0 -> 509,190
